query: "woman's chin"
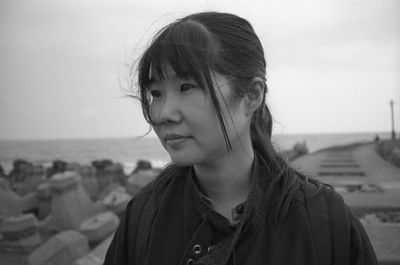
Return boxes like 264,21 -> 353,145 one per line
168,152 -> 197,166
170,156 -> 195,167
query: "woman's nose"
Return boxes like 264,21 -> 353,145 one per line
152,94 -> 182,125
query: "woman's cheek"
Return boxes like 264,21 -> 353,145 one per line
183,89 -> 207,104
149,102 -> 161,124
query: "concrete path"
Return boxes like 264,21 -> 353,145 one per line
292,143 -> 400,183
292,142 -> 400,264
354,143 -> 400,183
292,143 -> 400,208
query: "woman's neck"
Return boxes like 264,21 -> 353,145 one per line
193,145 -> 254,206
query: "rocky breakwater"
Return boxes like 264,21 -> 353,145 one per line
0,158 -> 162,265
280,141 -> 309,162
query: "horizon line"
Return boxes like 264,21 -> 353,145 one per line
0,130 -> 393,142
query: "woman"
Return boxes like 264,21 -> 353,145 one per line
104,12 -> 378,265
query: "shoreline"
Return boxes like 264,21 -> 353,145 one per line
0,131 -> 390,142
1,133 -> 391,172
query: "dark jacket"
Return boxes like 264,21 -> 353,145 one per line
104,154 -> 378,265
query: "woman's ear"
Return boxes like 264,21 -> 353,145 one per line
244,77 -> 264,116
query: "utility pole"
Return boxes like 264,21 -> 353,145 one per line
390,100 -> 396,139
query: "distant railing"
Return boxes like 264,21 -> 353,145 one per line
375,139 -> 400,168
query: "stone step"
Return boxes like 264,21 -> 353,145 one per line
322,159 -> 356,163
318,170 -> 366,177
326,155 -> 354,158
320,164 -> 359,168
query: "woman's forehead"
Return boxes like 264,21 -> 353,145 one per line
150,61 -> 199,83
150,62 -> 176,79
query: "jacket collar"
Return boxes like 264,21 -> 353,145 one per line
186,151 -> 272,229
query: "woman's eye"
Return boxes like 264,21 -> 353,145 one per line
180,83 -> 196,93
150,90 -> 161,98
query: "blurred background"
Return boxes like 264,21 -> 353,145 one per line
0,0 -> 399,169
0,0 -> 399,264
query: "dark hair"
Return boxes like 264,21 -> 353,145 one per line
134,12 -> 318,226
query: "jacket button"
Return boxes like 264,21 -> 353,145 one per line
193,244 -> 202,254
187,258 -> 194,265
207,245 -> 214,252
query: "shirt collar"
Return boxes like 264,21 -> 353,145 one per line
187,151 -> 271,228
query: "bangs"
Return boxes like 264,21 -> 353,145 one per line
139,20 -> 218,91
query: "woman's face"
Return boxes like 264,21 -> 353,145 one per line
149,63 -> 249,166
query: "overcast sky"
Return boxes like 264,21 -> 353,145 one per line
0,0 -> 399,140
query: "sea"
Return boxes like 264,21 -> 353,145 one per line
0,132 -> 389,174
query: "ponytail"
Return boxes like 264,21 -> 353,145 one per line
249,86 -> 303,227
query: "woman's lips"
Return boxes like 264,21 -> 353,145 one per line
164,134 -> 191,147
165,137 -> 189,146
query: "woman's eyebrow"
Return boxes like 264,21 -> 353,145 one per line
148,77 -> 159,85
